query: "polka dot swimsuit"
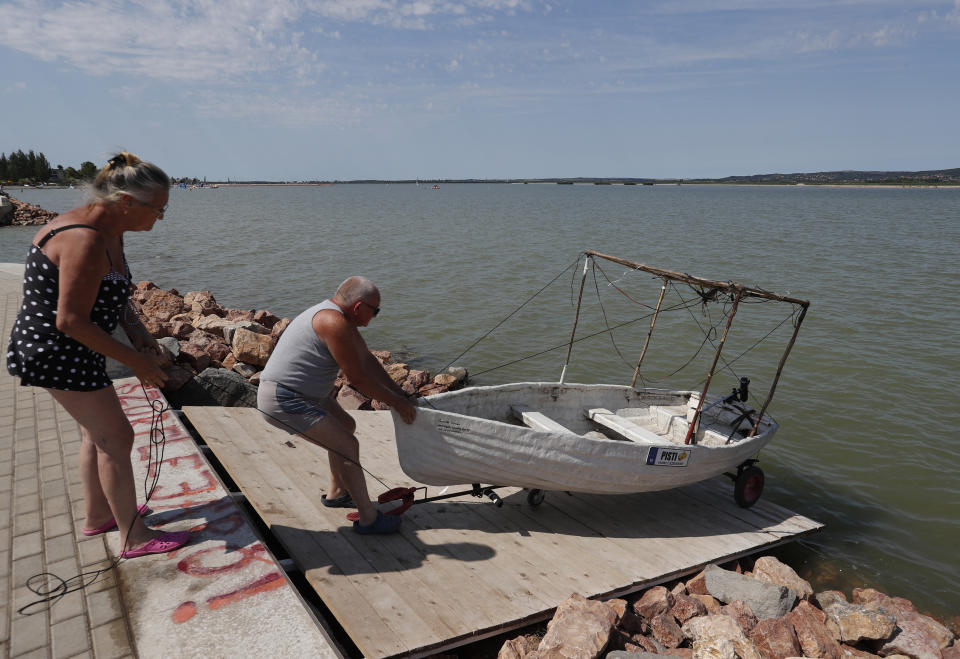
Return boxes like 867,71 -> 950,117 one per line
6,224 -> 131,391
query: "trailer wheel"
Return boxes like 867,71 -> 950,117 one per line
527,489 -> 545,507
734,465 -> 764,508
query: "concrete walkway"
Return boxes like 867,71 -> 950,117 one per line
1,263 -> 340,658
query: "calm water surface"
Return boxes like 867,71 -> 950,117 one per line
3,184 -> 958,619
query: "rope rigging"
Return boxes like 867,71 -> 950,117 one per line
449,251 -> 805,394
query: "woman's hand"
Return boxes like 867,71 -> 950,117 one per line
131,351 -> 169,389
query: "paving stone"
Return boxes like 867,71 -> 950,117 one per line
0,605 -> 8,644
12,530 -> 42,560
43,479 -> 68,498
71,500 -> 86,524
46,496 -> 69,517
15,490 -> 41,512
15,646 -> 50,659
77,538 -> 109,568
41,451 -> 62,469
0,474 -> 12,492
45,533 -> 78,564
52,614 -> 91,659
39,438 -> 60,454
86,586 -> 124,628
10,606 -> 49,655
15,510 -> 42,535
90,617 -> 133,658
12,551 -> 45,588
45,513 -> 73,539
83,569 -> 120,596
42,464 -> 65,482
14,450 -> 38,466
49,588 -> 85,626
15,463 -> 39,484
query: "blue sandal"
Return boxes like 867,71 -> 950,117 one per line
321,493 -> 355,508
353,510 -> 401,535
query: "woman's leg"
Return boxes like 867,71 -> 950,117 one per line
47,387 -> 163,551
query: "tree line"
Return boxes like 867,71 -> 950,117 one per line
1,149 -> 98,184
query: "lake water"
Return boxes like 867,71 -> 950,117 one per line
3,183 -> 958,620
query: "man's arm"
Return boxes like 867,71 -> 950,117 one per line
314,311 -> 417,423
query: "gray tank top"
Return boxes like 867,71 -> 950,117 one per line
260,299 -> 343,400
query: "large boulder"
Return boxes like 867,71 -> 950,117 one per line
536,593 -> 617,659
721,600 -> 758,633
877,621 -> 944,659
787,600 -> 842,659
184,290 -> 225,316
232,327 -> 276,367
852,589 -> 955,649
633,586 -> 675,622
649,613 -> 684,648
704,564 -> 797,620
752,556 -> 814,600
671,594 -> 708,623
337,384 -> 372,410
140,288 -> 188,320
682,614 -> 762,659
747,617 -> 803,659
193,368 -> 257,407
816,591 -> 898,644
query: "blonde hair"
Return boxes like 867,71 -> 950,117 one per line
88,151 -> 170,204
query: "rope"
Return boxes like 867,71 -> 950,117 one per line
440,255 -> 581,372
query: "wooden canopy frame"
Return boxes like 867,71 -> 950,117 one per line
565,250 -> 810,444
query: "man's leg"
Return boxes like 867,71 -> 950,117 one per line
322,401 -> 356,501
300,403 -> 378,525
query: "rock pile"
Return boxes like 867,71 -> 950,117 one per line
499,556 -> 957,659
131,282 -> 466,408
0,195 -> 59,226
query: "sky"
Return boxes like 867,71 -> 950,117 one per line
1,0 -> 958,180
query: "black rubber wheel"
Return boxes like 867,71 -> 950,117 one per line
527,489 -> 545,507
734,465 -> 764,508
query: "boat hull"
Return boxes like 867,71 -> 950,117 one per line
391,382 -> 778,494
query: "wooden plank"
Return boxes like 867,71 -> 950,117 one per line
510,405 -> 575,434
586,407 -> 664,444
184,407 -> 426,657
183,406 -> 823,658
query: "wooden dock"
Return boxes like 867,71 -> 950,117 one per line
182,406 -> 822,658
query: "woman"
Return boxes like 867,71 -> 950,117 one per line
6,152 -> 190,558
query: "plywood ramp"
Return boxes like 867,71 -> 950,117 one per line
182,406 -> 822,658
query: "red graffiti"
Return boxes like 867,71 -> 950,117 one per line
177,544 -> 273,576
145,456 -> 218,500
207,572 -> 285,611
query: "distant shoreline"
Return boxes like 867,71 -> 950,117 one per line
7,181 -> 959,190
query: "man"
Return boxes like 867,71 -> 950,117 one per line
257,276 -> 417,534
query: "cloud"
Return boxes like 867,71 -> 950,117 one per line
0,0 -> 540,84
0,0 -> 313,82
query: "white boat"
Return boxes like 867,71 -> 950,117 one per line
391,251 -> 809,508
394,382 -> 776,506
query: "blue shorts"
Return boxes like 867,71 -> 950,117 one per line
257,380 -> 332,435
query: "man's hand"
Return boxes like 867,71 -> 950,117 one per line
393,397 -> 417,424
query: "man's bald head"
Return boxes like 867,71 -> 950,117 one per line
333,276 -> 379,305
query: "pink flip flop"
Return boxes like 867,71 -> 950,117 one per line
120,531 -> 191,559
81,504 -> 152,536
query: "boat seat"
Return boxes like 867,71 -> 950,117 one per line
585,408 -> 665,445
510,405 -> 575,434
